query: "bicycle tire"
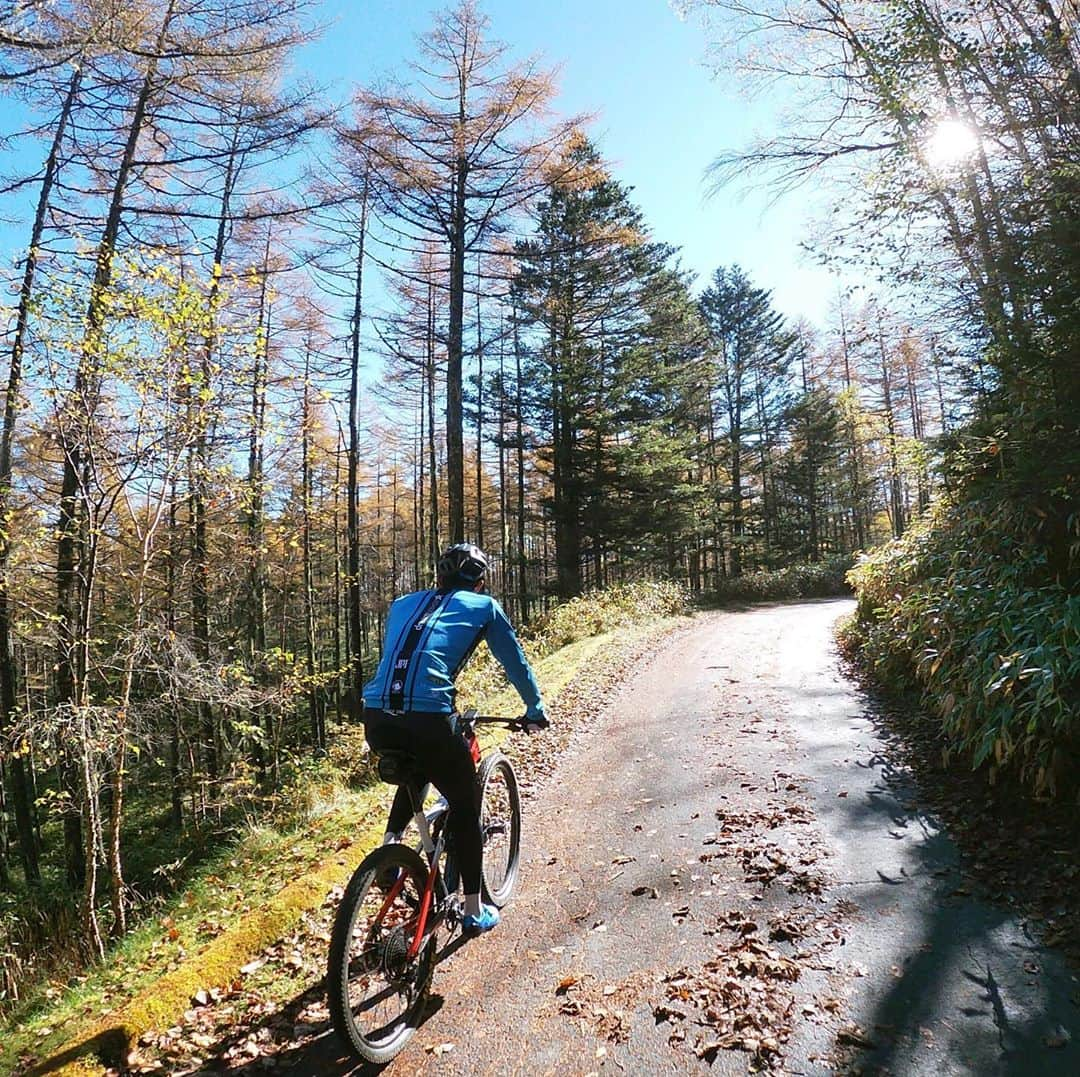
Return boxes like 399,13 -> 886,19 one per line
327,843 -> 436,1063
477,752 -> 521,907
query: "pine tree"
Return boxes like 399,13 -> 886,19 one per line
699,266 -> 795,576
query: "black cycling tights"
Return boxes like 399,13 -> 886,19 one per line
363,710 -> 482,896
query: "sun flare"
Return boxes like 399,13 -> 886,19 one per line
924,118 -> 981,168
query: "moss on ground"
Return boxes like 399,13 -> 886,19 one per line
25,815 -> 384,1076
14,623 -> 649,1076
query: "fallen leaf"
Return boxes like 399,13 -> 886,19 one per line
837,1026 -> 875,1048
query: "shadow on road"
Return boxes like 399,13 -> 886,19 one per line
191,929 -> 476,1075
780,660 -> 1080,1076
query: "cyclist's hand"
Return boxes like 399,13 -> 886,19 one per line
522,709 -> 549,735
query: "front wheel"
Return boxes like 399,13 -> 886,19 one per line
477,752 -> 521,907
327,843 -> 435,1064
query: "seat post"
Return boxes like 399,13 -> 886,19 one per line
411,780 -> 437,858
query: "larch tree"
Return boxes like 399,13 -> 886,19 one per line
354,0 -> 579,543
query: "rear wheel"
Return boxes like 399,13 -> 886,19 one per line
327,843 -> 435,1063
477,752 -> 521,907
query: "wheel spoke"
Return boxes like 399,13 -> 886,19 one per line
329,846 -> 436,1062
479,756 -> 521,906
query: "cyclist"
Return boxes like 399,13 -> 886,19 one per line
361,542 -> 548,935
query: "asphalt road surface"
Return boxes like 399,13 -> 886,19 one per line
262,600 -> 1080,1077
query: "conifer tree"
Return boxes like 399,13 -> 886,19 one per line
699,266 -> 795,576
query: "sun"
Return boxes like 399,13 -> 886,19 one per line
924,118 -> 981,169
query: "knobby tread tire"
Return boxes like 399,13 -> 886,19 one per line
477,752 -> 522,908
327,842 -> 433,1063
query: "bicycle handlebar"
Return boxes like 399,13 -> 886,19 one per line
460,710 -> 530,731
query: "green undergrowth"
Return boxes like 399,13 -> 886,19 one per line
3,787 -> 382,1076
456,578 -> 688,703
8,582 -> 687,1076
843,496 -> 1080,799
703,558 -> 851,606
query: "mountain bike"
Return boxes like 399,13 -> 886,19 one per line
327,711 -> 524,1064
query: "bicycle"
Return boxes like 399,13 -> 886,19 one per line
327,710 -> 524,1064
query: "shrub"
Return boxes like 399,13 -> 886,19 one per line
453,579 -> 689,707
846,497 -> 1080,798
705,558 -> 852,605
528,579 -> 689,655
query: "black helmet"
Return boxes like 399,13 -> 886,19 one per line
437,542 -> 489,586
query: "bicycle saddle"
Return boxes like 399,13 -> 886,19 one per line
374,750 -> 422,785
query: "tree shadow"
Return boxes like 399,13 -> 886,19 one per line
178,929 -> 479,1076
794,687 -> 1080,1076
208,988 -> 449,1077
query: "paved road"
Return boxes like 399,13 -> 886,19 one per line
775,603 -> 1080,1076
263,601 -> 1079,1077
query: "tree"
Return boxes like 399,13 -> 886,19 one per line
356,0 -> 578,542
699,266 -> 795,576
515,135 -> 702,595
776,338 -> 843,562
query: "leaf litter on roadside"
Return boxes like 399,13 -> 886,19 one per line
553,971 -> 651,1045
653,782 -> 853,1072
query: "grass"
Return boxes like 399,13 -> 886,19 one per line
6,586 -> 685,1076
3,786 -> 384,1076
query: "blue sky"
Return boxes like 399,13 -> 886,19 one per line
0,1 -> 840,326
300,0 -> 839,324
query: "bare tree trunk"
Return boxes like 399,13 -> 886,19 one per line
167,477 -> 182,829
333,434 -> 343,708
192,140 -> 241,785
446,139 -> 468,542
729,414 -> 743,578
413,404 -> 422,588
248,232 -> 271,776
474,263 -> 484,544
513,318 -> 528,620
877,325 -> 906,538
838,305 -> 868,550
498,337 -> 509,608
0,65 -> 80,886
301,349 -> 321,753
417,375 -> 426,582
755,375 -> 773,567
57,6 -> 175,885
390,458 -> 400,588
108,515 -> 165,938
346,181 -> 369,692
427,277 -> 441,566
79,710 -> 104,960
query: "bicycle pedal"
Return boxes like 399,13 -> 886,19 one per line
444,896 -> 464,930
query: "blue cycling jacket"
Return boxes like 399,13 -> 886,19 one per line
362,588 -> 544,717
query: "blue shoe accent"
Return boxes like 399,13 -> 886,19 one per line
462,905 -> 500,935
